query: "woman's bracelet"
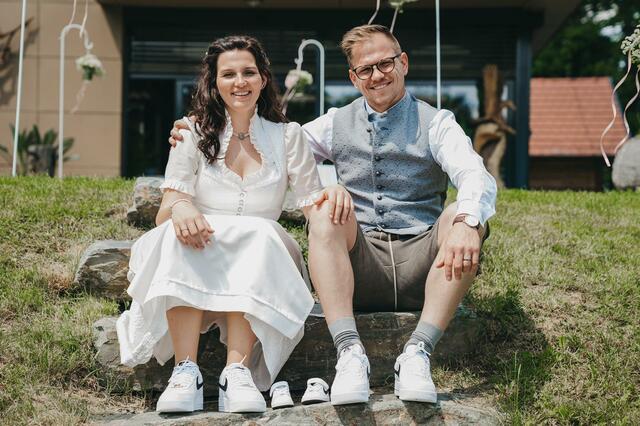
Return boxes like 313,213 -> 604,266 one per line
169,198 -> 193,211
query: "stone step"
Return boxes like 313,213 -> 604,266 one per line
93,307 -> 482,397
92,392 -> 500,425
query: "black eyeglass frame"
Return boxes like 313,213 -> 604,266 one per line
351,53 -> 403,80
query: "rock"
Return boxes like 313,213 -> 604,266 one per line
612,137 -> 640,190
93,307 -> 483,397
127,177 -> 164,227
93,392 -> 500,425
74,240 -> 133,300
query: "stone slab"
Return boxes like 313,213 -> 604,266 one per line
92,392 -> 500,425
94,307 -> 482,397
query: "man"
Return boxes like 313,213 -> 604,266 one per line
169,24 -> 496,406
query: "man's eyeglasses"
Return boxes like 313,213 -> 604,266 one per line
351,53 -> 402,80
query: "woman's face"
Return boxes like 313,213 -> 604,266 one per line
215,49 -> 264,115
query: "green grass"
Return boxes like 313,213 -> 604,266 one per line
0,178 -> 639,424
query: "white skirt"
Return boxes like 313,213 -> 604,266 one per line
116,215 -> 315,391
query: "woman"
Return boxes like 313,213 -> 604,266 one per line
116,35 -> 352,414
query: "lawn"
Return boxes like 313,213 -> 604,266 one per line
0,177 -> 638,424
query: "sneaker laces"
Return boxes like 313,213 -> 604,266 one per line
335,345 -> 367,379
168,359 -> 199,389
404,342 -> 430,377
227,364 -> 256,389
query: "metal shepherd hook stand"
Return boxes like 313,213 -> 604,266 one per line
295,39 -> 325,116
58,24 -> 93,178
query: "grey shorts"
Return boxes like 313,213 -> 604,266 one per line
349,221 -> 490,312
349,222 -> 441,312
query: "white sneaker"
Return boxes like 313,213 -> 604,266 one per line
218,363 -> 266,413
269,381 -> 294,409
301,378 -> 330,405
330,344 -> 370,405
156,359 -> 204,413
394,342 -> 437,403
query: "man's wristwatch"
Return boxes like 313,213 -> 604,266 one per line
453,214 -> 480,230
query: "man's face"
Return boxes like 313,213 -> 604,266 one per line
348,33 -> 408,113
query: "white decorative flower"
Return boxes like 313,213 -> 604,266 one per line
389,0 -> 419,11
75,52 -> 105,81
621,25 -> 640,65
285,69 -> 313,91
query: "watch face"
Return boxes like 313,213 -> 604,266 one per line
464,216 -> 480,227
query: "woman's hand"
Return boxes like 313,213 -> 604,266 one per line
313,184 -> 355,225
171,200 -> 214,249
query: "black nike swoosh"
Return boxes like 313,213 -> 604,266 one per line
219,378 -> 228,392
394,365 -> 400,377
196,377 -> 204,390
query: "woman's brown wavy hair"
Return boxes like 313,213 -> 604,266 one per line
189,35 -> 287,164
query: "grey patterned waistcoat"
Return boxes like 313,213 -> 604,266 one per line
332,94 -> 448,235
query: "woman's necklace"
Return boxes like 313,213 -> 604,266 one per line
233,130 -> 250,141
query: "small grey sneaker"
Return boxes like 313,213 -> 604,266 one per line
156,359 -> 204,413
269,381 -> 294,409
301,378 -> 330,405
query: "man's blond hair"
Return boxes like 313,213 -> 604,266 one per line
340,24 -> 402,66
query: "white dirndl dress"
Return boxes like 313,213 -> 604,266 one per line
116,113 -> 323,391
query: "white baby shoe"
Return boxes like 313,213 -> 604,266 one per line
269,381 -> 294,409
301,378 -> 330,405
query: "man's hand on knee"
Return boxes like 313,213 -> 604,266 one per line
313,185 -> 354,225
435,223 -> 481,281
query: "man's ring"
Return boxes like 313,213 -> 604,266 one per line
463,258 -> 472,262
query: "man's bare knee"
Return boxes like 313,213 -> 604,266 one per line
308,202 -> 357,248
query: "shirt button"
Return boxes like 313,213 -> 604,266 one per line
377,195 -> 382,200
374,155 -> 381,161
377,209 -> 384,214
376,185 -> 383,190
240,192 -> 245,198
237,207 -> 242,212
375,171 -> 382,176
380,223 -> 386,228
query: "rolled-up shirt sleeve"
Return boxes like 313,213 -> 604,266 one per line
301,108 -> 337,163
428,109 -> 497,226
159,128 -> 200,196
285,122 -> 325,208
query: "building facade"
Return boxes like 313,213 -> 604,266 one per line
0,0 -> 580,187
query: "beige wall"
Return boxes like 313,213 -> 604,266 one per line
0,0 -> 123,176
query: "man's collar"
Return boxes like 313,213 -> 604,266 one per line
363,90 -> 409,116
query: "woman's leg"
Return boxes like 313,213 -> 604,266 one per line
226,312 -> 257,365
167,306 -> 204,364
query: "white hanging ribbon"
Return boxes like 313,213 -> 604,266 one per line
369,0 -> 381,25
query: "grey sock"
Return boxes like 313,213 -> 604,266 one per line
404,321 -> 443,355
328,317 -> 363,355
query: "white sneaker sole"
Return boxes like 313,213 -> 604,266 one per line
218,393 -> 266,413
330,390 -> 369,405
394,383 -> 437,403
156,391 -> 204,413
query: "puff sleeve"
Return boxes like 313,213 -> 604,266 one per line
159,128 -> 201,196
284,122 -> 324,208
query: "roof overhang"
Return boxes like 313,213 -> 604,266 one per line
97,0 -> 580,53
